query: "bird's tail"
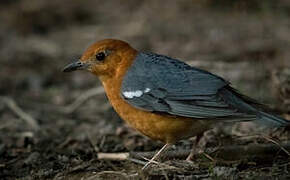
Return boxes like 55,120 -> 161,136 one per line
221,86 -> 290,127
257,111 -> 290,127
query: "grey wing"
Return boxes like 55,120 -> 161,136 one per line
121,52 -> 257,121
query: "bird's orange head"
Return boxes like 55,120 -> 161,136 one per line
63,39 -> 137,80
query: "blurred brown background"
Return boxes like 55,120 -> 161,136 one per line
0,0 -> 290,179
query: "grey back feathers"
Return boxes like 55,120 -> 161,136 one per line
121,52 -> 289,127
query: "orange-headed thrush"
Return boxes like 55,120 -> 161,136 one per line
63,39 -> 289,170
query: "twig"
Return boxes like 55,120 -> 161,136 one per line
262,135 -> 290,156
202,152 -> 215,162
93,171 -> 128,179
237,134 -> 290,157
97,152 -> 130,160
127,158 -> 146,165
97,141 -> 290,162
128,156 -> 179,171
57,136 -> 73,148
62,86 -> 104,114
1,96 -> 39,130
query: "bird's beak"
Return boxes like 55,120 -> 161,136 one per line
63,60 -> 88,72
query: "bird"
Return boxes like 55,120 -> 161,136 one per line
63,39 -> 289,170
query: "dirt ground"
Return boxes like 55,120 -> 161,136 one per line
1,0 -> 290,179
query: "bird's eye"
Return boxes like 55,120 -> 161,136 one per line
95,52 -> 106,61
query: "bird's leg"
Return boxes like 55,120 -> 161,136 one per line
142,143 -> 171,171
186,134 -> 203,162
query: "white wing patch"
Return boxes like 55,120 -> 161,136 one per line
123,90 -> 143,98
144,88 -> 151,93
122,88 -> 151,99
